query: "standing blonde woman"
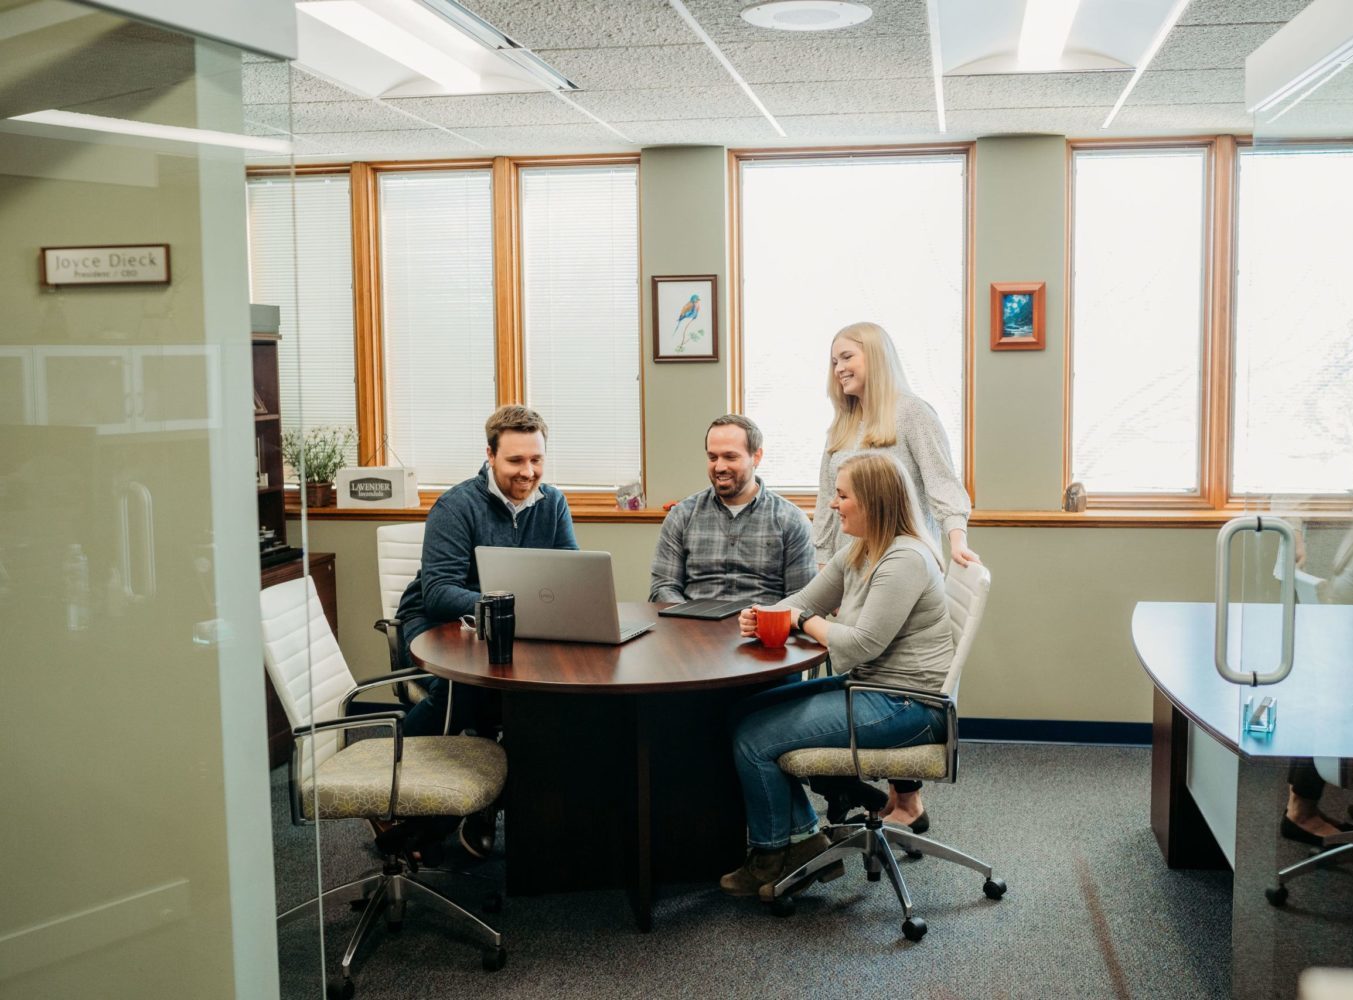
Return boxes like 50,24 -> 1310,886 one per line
814,321 -> 979,567
721,453 -> 953,900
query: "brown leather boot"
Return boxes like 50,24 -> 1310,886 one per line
759,833 -> 845,901
719,847 -> 787,897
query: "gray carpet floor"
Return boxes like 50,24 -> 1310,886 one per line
272,742 -> 1232,1000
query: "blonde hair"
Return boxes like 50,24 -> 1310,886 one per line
825,322 -> 914,453
839,452 -> 942,572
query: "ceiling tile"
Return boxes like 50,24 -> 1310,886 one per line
271,128 -> 484,159
453,121 -> 635,149
620,116 -> 780,145
1108,103 -> 1253,132
776,111 -> 940,139
1128,69 -> 1245,106
1178,0 -> 1314,26
946,72 -> 1128,111
460,0 -> 693,49
718,35 -> 932,84
1151,23 -> 1287,71
280,101 -> 420,134
758,77 -> 935,115
572,86 -> 759,122
386,92 -> 590,128
946,107 -> 1103,135
535,44 -> 729,90
243,63 -> 362,104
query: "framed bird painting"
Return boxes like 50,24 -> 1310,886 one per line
652,274 -> 718,362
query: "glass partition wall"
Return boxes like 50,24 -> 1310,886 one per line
0,4 -> 320,997
1225,46 -> 1353,1000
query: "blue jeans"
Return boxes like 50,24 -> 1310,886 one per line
732,674 -> 946,849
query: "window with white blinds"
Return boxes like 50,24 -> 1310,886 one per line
739,155 -> 967,491
1070,148 -> 1208,495
246,174 -> 356,449
379,170 -> 496,486
1233,146 -> 1353,496
519,165 -> 641,490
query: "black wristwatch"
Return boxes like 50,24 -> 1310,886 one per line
796,610 -> 817,632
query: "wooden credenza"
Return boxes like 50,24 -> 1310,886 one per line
261,551 -> 337,769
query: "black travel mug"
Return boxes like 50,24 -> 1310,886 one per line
481,590 -> 515,664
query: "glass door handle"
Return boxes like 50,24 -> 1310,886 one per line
1214,515 -> 1296,686
119,482 -> 156,601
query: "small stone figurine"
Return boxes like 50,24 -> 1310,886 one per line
1063,481 -> 1087,513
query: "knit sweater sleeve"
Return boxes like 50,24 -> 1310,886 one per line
899,398 -> 970,535
812,445 -> 841,564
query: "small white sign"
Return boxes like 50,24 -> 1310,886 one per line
41,244 -> 170,286
336,466 -> 420,509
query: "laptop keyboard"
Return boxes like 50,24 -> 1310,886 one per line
619,621 -> 653,641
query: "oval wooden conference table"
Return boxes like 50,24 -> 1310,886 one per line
411,601 -> 827,931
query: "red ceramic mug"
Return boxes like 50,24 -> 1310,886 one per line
754,607 -> 793,649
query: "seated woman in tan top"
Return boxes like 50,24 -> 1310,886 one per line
720,452 -> 954,901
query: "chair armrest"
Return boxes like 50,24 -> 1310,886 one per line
842,682 -> 960,785
341,669 -> 435,715
289,712 -> 405,824
374,617 -> 402,666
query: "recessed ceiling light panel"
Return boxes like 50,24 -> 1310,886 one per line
740,1 -> 872,32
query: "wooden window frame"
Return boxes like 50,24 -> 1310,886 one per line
726,143 -> 977,514
254,155 -> 644,520
1066,136 -> 1353,516
1064,137 -> 1224,511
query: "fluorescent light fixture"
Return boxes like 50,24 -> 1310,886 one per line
667,0 -> 787,139
296,0 -> 576,98
925,0 -> 947,132
1101,0 -> 1191,128
1018,0 -> 1081,72
1246,0 -> 1353,115
300,1 -> 480,92
7,110 -> 292,153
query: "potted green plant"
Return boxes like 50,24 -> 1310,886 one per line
282,425 -> 355,508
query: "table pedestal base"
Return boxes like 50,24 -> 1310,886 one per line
501,686 -> 766,930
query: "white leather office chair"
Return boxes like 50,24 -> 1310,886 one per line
373,522 -> 427,705
261,575 -> 507,994
770,560 -> 1006,941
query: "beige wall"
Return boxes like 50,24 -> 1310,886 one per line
296,138 -> 1236,726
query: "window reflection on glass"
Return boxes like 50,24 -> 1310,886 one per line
1071,148 -> 1207,494
247,174 -> 357,460
1233,147 -> 1353,497
740,156 -> 966,491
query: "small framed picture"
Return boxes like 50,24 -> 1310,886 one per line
653,274 -> 718,362
990,281 -> 1046,351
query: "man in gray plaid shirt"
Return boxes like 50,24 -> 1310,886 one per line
650,414 -> 815,605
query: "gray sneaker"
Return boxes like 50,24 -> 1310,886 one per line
759,833 -> 845,901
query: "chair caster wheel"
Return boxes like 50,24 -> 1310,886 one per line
902,917 -> 927,942
770,896 -> 795,917
482,946 -> 507,972
983,878 -> 1007,900
325,976 -> 355,999
482,891 -> 503,914
1265,886 -> 1288,907
348,898 -> 367,911
904,848 -> 923,860
866,870 -> 881,882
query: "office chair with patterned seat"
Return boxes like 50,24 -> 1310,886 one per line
261,575 -> 507,996
768,559 -> 1006,942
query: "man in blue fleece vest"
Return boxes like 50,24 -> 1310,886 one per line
395,405 -> 577,854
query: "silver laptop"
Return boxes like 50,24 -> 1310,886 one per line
474,547 -> 653,644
